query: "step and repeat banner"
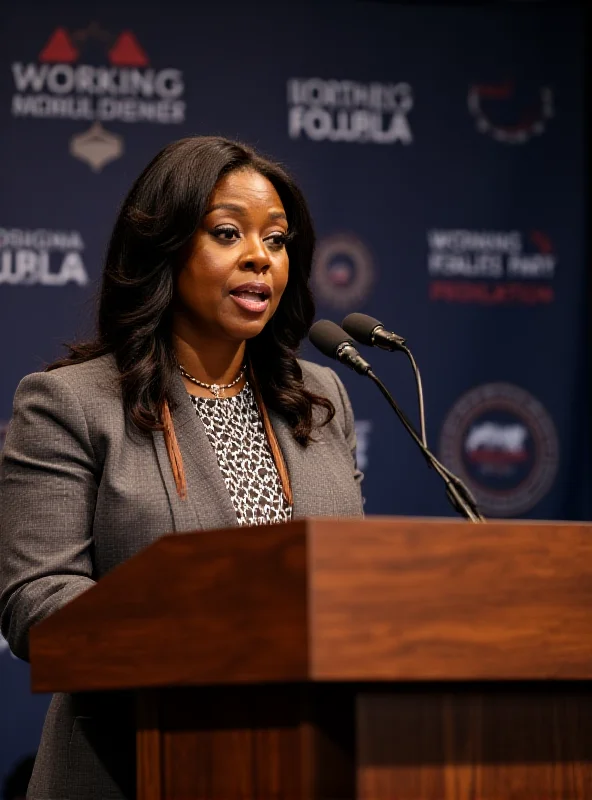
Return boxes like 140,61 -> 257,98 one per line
0,0 -> 587,786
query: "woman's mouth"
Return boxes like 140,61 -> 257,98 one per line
229,283 -> 271,314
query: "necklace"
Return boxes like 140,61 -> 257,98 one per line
178,363 -> 246,399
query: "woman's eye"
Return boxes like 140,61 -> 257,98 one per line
213,226 -> 240,242
266,233 -> 288,249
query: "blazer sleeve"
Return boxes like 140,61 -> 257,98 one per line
0,370 -> 97,661
325,367 -> 364,487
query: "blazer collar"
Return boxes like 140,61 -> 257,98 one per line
154,370 -> 339,531
153,369 -> 238,533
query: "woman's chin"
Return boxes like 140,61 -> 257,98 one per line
222,318 -> 270,342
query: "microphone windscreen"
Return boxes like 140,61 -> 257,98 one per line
309,319 -> 353,358
341,312 -> 383,345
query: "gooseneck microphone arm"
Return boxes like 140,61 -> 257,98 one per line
340,312 -> 479,497
342,312 -> 428,447
366,370 -> 484,523
309,319 -> 485,523
399,344 -> 427,448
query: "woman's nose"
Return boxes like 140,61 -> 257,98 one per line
240,238 -> 270,273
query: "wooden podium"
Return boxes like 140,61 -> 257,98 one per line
30,517 -> 592,800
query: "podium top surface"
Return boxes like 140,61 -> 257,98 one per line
29,517 -> 592,692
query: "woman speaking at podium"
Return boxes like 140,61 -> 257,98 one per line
0,137 -> 363,799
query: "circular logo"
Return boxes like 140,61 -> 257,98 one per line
312,234 -> 374,309
468,83 -> 554,145
439,383 -> 559,517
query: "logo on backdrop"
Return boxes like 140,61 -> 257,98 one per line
354,419 -> 372,472
0,228 -> 88,286
287,78 -> 413,144
10,22 -> 186,170
468,81 -> 554,144
427,228 -> 556,305
440,383 -> 559,517
312,234 -> 374,309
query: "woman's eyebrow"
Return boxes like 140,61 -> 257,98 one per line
206,202 -> 246,215
206,203 -> 287,222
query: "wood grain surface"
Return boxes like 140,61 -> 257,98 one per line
137,684 -> 355,800
308,517 -> 592,680
30,524 -> 309,692
357,686 -> 592,800
136,691 -> 163,800
30,517 -> 592,692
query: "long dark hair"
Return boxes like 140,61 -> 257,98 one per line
48,136 -> 334,445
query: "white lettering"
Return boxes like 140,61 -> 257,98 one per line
428,253 -> 504,278
354,420 -> 372,472
0,228 -> 88,287
507,255 -> 556,278
428,230 -> 523,254
96,97 -> 185,123
426,228 -> 557,285
12,93 -> 94,119
11,62 -> 48,92
289,106 -> 412,144
12,93 -> 184,123
288,78 -> 412,111
287,78 -> 413,145
0,228 -> 84,250
153,69 -> 184,99
0,249 -> 88,286
373,112 -> 413,144
11,62 -> 185,100
56,252 -> 88,286
46,64 -> 75,94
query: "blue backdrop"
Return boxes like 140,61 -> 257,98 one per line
0,0 -> 588,786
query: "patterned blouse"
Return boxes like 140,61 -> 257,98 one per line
190,382 -> 293,526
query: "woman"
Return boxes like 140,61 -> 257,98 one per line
0,136 -> 363,799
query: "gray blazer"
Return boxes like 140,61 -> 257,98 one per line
0,354 -> 363,800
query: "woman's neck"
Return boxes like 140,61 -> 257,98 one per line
173,332 -> 247,398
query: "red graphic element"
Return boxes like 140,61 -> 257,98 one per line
429,281 -> 554,306
38,28 -> 79,63
472,82 -> 513,99
108,31 -> 149,66
467,450 -> 528,465
530,230 -> 554,255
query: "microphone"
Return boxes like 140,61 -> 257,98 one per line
342,313 -> 406,352
309,319 -> 485,523
308,320 -> 372,376
343,311 -> 427,448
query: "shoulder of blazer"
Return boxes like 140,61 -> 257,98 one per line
298,358 -> 338,394
41,353 -> 120,398
13,355 -> 125,456
297,358 -> 352,430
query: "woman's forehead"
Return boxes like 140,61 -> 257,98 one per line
209,170 -> 285,214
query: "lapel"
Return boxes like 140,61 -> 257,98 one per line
154,372 -> 344,529
269,410 -> 339,518
152,370 -> 238,532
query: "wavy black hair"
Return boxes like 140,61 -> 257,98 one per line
48,136 -> 334,444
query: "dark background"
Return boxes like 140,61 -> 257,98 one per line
0,0 -> 588,790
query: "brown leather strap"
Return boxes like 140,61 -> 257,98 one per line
161,399 -> 187,500
162,366 -> 293,508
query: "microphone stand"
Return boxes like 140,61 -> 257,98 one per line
366,369 -> 485,523
400,344 -> 427,447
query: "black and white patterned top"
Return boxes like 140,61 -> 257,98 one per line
190,382 -> 293,526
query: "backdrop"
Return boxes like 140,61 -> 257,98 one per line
0,0 -> 588,785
